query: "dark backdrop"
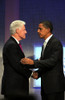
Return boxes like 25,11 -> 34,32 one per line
0,0 -> 65,90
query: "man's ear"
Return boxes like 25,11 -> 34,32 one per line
46,28 -> 50,33
16,28 -> 19,34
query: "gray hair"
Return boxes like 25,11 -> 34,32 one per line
10,20 -> 26,35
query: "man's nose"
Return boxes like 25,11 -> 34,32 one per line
37,29 -> 39,32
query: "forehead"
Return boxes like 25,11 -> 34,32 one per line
38,23 -> 46,30
38,23 -> 44,28
20,25 -> 25,29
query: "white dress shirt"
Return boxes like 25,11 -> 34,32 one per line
43,34 -> 53,50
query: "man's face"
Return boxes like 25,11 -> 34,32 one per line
17,25 -> 27,39
37,23 -> 49,39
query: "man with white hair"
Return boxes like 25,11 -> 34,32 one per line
1,20 -> 32,99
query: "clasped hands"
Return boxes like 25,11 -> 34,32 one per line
20,58 -> 38,79
20,57 -> 34,65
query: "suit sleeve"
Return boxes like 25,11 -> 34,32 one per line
34,41 -> 63,70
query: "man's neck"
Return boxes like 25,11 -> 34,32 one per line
11,35 -> 19,44
44,32 -> 52,40
11,34 -> 21,41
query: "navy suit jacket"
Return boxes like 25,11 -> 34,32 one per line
34,36 -> 64,94
1,37 -> 32,96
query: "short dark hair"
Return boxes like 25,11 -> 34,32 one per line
40,20 -> 53,32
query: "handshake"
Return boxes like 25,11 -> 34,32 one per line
20,57 -> 34,65
20,57 -> 38,79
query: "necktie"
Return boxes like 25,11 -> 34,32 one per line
41,41 -> 46,56
43,41 -> 46,50
19,43 -> 23,52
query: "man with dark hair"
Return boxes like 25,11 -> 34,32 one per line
21,20 -> 64,100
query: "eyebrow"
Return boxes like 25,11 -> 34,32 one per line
38,27 -> 43,30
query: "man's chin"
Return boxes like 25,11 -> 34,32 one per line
39,36 -> 43,39
21,37 -> 26,39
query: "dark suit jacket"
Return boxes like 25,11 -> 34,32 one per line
1,37 -> 32,96
34,36 -> 64,94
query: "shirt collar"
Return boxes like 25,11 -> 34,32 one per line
45,34 -> 53,44
12,36 -> 19,44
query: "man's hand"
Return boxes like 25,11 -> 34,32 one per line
31,71 -> 38,79
20,58 -> 34,65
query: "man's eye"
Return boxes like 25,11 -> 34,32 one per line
38,28 -> 42,30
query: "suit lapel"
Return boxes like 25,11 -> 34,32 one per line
10,37 -> 24,54
45,36 -> 54,51
41,36 -> 54,59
